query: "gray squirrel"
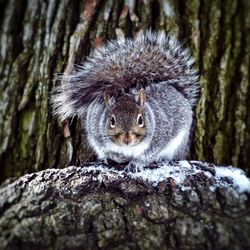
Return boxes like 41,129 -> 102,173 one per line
52,31 -> 200,172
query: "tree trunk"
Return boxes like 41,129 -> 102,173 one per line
0,1 -> 250,179
1,161 -> 250,250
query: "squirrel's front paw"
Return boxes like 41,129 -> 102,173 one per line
124,162 -> 144,173
98,159 -> 109,165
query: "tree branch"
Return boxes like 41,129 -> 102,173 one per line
0,161 -> 250,249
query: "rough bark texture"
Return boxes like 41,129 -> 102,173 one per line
0,161 -> 250,250
0,1 -> 250,179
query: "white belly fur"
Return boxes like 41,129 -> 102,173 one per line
156,128 -> 188,160
103,128 -> 188,161
104,140 -> 150,158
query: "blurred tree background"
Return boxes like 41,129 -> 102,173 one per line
0,0 -> 249,183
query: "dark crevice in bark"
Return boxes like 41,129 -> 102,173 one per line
215,188 -> 227,214
0,0 -> 7,26
110,0 -> 125,38
151,0 -> 160,31
171,232 -> 180,250
176,0 -> 191,43
6,1 -> 27,63
198,0 -> 212,74
68,119 -> 81,167
134,0 -> 140,22
120,5 -> 134,38
104,1 -> 116,38
0,1 -> 26,77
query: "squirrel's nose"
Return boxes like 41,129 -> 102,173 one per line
123,134 -> 131,144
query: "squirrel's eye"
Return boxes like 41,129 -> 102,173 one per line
110,115 -> 116,128
137,114 -> 144,127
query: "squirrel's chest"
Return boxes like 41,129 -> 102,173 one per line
104,141 -> 150,159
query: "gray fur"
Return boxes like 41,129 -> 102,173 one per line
84,83 -> 193,167
51,31 -> 200,168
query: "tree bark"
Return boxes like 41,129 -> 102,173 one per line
0,161 -> 250,250
0,1 -> 250,180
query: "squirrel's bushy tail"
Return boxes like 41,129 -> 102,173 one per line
52,31 -> 200,120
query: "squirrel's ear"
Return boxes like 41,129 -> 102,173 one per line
103,93 -> 115,107
136,88 -> 146,107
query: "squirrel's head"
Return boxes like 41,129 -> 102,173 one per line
104,89 -> 147,146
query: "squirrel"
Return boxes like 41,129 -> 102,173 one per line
52,31 -> 200,172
